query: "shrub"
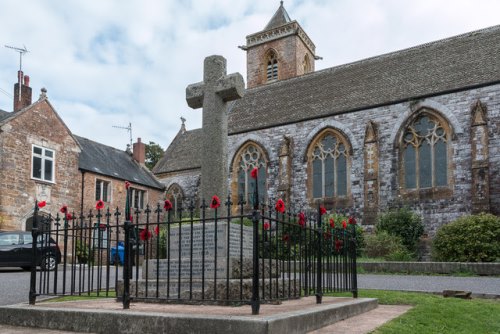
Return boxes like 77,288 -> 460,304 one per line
376,207 -> 424,252
364,231 -> 406,258
432,213 -> 500,262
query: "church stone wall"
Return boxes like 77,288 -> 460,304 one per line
157,170 -> 200,200
228,83 -> 500,235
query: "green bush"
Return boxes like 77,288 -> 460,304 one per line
432,213 -> 500,262
376,207 -> 424,252
364,231 -> 406,258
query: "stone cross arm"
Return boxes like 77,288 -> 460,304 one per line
186,55 -> 245,109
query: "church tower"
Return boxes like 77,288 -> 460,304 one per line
243,1 -> 317,89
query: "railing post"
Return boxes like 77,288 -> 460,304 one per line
251,168 -> 260,315
29,202 -> 39,305
316,204 -> 323,304
351,223 -> 358,298
123,219 -> 132,309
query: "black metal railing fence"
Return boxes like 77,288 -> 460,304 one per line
29,192 -> 358,314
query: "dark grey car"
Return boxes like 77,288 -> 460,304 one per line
0,231 -> 61,271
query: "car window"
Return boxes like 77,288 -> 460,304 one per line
0,234 -> 20,246
23,234 -> 33,244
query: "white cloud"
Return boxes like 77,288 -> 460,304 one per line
1,0 -> 500,151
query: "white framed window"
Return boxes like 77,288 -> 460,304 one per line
130,188 -> 147,209
95,179 -> 111,202
32,145 -> 55,182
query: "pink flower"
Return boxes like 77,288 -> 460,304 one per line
37,201 -> 46,208
95,200 -> 104,210
275,199 -> 285,213
164,200 -> 173,211
250,167 -> 258,179
210,195 -> 221,209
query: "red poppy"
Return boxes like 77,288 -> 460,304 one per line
37,201 -> 46,208
154,225 -> 160,236
263,222 -> 270,230
66,213 -> 73,220
324,231 -> 332,240
60,205 -> 68,214
298,212 -> 306,227
282,234 -> 289,242
320,206 -> 327,216
342,220 -> 347,229
125,181 -> 131,189
275,199 -> 285,213
335,238 -> 343,251
348,216 -> 357,225
250,167 -> 258,179
329,218 -> 335,228
139,229 -> 151,241
95,200 -> 104,210
164,199 -> 173,211
210,195 -> 221,209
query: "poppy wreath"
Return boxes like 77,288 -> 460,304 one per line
210,195 -> 221,209
275,199 -> 285,213
164,199 -> 173,211
95,200 -> 105,210
250,167 -> 258,179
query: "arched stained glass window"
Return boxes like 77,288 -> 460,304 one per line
166,184 -> 184,214
402,113 -> 449,189
235,143 -> 267,206
266,50 -> 278,82
309,130 -> 350,199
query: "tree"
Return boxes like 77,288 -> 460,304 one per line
145,141 -> 164,170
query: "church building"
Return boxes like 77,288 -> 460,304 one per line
153,3 -> 500,234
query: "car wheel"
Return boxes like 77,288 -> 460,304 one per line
41,255 -> 57,271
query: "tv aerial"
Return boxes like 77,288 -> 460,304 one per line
5,45 -> 29,101
112,122 -> 133,149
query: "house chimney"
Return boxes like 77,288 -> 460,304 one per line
133,137 -> 146,165
13,70 -> 32,111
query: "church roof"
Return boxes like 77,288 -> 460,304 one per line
152,128 -> 203,175
264,1 -> 291,30
75,135 -> 164,190
229,24 -> 500,134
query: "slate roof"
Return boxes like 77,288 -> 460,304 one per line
0,109 -> 10,122
264,2 -> 291,30
75,135 -> 164,190
152,129 -> 202,175
229,24 -> 500,134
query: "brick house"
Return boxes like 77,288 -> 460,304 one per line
154,3 -> 500,235
0,72 -> 164,231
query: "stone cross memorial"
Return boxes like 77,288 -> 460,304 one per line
186,55 -> 245,202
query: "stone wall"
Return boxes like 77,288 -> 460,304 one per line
227,83 -> 500,235
0,99 -> 81,230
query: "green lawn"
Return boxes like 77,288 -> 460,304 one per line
328,290 -> 500,334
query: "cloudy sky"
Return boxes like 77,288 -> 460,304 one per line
1,0 -> 499,151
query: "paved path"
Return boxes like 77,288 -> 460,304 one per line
357,274 -> 500,295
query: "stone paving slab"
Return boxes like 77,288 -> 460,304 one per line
0,297 -> 378,334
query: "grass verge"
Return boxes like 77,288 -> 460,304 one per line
327,289 -> 500,334
41,290 -> 116,302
